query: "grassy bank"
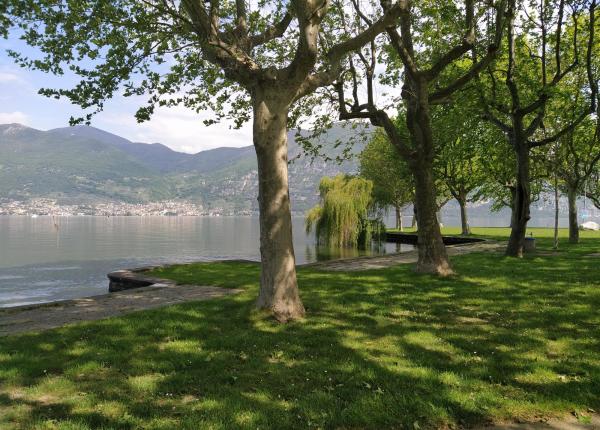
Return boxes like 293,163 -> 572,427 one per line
393,225 -> 600,238
0,229 -> 599,429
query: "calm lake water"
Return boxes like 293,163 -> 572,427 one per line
2,206 -> 597,308
0,216 -> 413,308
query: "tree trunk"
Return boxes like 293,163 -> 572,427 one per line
506,143 -> 531,257
395,205 -> 403,231
553,175 -> 559,250
508,187 -> 516,228
458,196 -> 470,235
405,77 -> 452,275
252,92 -> 305,322
412,161 -> 453,275
567,185 -> 579,244
411,204 -> 418,229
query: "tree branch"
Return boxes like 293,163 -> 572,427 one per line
423,0 -> 476,80
293,1 -> 403,98
429,0 -> 507,103
249,12 -> 293,48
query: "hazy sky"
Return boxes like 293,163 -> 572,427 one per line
0,37 -> 253,153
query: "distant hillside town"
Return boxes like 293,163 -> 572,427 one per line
0,198 -> 230,217
0,123 -> 364,214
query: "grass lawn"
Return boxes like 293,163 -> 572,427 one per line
393,225 -> 600,241
1,228 -> 599,429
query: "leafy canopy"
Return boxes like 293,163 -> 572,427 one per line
3,0 -> 400,126
359,128 -> 413,211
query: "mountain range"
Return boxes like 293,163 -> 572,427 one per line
0,123 -> 366,213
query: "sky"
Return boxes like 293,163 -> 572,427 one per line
0,37 -> 253,153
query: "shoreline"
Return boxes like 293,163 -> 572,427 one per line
0,240 -> 504,333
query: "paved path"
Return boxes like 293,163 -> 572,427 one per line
0,283 -> 239,337
306,241 -> 504,271
474,414 -> 600,429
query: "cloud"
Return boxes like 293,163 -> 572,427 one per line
0,72 -> 20,83
0,70 -> 27,85
0,111 -> 29,124
99,106 -> 253,153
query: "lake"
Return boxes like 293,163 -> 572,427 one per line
2,207 -> 597,308
0,216 -> 413,308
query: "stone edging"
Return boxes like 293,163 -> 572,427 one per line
385,231 -> 485,245
107,240 -> 500,292
107,259 -> 259,292
107,266 -> 175,292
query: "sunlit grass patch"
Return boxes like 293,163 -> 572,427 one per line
0,229 -> 599,429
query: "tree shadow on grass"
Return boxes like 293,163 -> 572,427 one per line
0,251 -> 599,429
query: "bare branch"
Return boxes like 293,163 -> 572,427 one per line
528,0 -> 598,148
326,1 -> 403,65
249,12 -> 293,47
423,0 -> 476,80
235,0 -> 248,35
429,0 -> 508,103
293,1 -> 404,98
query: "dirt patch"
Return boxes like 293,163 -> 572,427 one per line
474,414 -> 600,429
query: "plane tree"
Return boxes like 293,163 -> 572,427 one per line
431,95 -> 488,235
326,0 -> 509,275
543,69 -> 600,243
551,118 -> 600,242
476,137 -> 546,227
478,0 -> 598,256
3,0 -> 403,321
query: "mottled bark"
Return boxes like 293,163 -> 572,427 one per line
506,143 -> 531,257
508,187 -> 516,229
253,91 -> 305,322
412,159 -> 453,275
406,78 -> 453,275
567,185 -> 579,244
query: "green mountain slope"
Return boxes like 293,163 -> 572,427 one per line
0,123 -> 367,212
0,124 -> 173,203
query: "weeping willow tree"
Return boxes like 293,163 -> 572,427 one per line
306,175 -> 384,248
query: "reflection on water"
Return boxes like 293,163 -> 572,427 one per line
0,216 -> 413,308
306,241 -> 414,262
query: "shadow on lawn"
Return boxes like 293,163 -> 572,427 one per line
0,251 -> 599,429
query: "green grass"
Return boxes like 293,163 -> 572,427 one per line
1,229 -> 599,429
394,226 -> 600,245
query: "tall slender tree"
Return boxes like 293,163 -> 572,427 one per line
544,67 -> 600,243
589,168 -> 600,210
432,96 -> 487,235
4,0 -> 402,321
